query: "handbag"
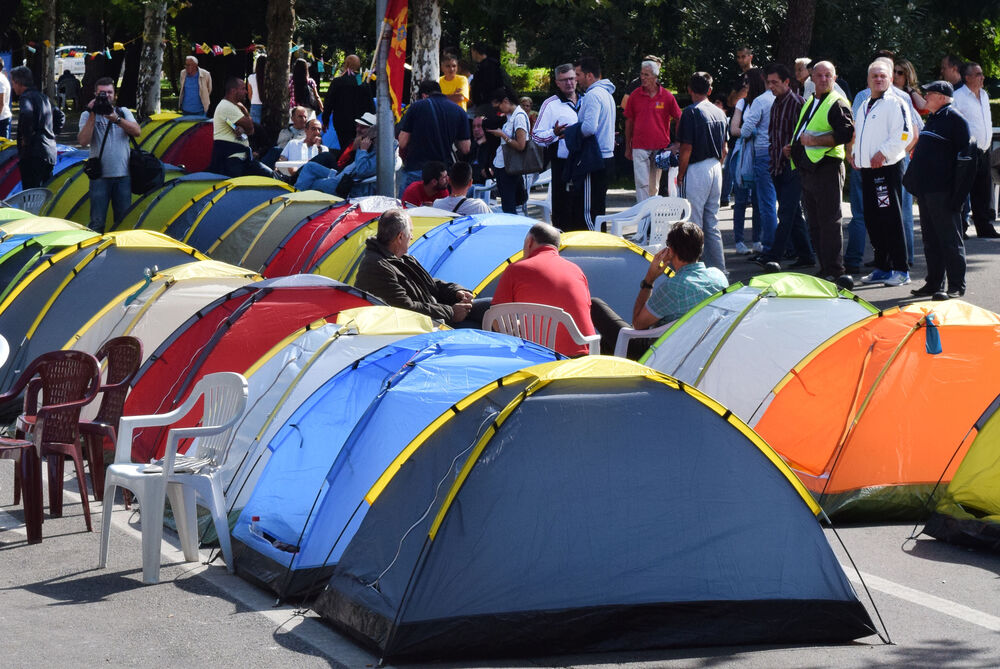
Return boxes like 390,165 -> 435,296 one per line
84,119 -> 112,180
128,136 -> 165,195
734,134 -> 755,188
502,139 -> 546,176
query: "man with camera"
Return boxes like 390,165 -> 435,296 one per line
78,77 -> 141,232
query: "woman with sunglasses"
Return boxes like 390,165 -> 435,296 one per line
893,59 -> 928,114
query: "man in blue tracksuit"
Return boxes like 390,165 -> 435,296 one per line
567,56 -> 616,231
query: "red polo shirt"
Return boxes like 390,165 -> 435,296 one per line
492,245 -> 595,357
401,181 -> 448,206
624,85 -> 682,150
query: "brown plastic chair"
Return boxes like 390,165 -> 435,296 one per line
78,337 -> 143,502
2,350 -> 101,541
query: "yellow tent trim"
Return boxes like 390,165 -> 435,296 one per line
208,198 -> 281,256
0,234 -> 106,312
104,229 -> 206,253
335,306 -> 437,335
771,308 -> 901,395
0,217 -> 87,238
181,179 -> 294,245
282,190 -> 343,204
62,277 -> 157,349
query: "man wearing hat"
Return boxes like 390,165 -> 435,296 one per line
293,112 -> 378,197
903,81 -> 976,300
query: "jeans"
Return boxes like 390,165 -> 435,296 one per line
752,150 -> 777,253
495,166 -> 523,214
720,148 -> 735,204
250,104 -> 262,125
732,183 -> 758,244
763,168 -> 813,262
295,160 -> 343,194
901,155 -> 915,264
0,118 -> 9,140
682,158 -> 725,272
89,175 -> 132,232
844,166 -> 866,269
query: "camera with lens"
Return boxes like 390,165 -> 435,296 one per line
93,91 -> 114,116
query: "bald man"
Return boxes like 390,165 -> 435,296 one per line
789,61 -> 855,285
322,54 -> 375,150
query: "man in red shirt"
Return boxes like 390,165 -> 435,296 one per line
491,223 -> 596,356
624,60 -> 682,202
401,160 -> 450,206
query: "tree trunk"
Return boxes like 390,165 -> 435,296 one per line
42,0 -> 56,99
776,0 -> 816,68
263,0 -> 295,144
136,0 -> 168,121
410,0 -> 440,101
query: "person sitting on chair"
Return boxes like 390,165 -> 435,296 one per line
432,162 -> 493,214
590,220 -> 728,358
492,222 -> 597,356
210,77 -> 273,178
355,208 -> 483,326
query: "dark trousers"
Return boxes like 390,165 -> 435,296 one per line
917,191 -> 966,293
19,158 -> 54,189
801,159 -> 845,277
570,157 -> 614,232
861,162 -> 908,272
970,148 -> 997,233
763,168 -> 813,262
495,166 -> 523,214
550,157 -> 573,230
589,297 -> 651,359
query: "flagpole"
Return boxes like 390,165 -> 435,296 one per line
375,0 -> 394,196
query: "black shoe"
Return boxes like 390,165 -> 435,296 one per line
835,275 -> 855,290
789,257 -> 817,269
748,254 -> 766,264
910,284 -> 939,297
976,227 -> 1000,239
844,265 -> 861,274
932,291 -> 950,301
947,288 -> 966,298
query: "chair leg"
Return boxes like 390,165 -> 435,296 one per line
20,449 -> 43,544
98,480 -> 117,568
209,479 -> 234,573
84,435 -> 105,502
68,449 -> 93,532
139,483 -> 166,585
46,454 -> 65,517
167,483 -> 200,563
13,463 -> 20,505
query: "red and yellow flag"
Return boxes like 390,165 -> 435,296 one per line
384,0 -> 407,121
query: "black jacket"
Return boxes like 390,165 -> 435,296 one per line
903,103 -> 975,210
16,88 -> 58,166
354,237 -> 464,322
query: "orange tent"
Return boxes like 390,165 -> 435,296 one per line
753,301 -> 1000,520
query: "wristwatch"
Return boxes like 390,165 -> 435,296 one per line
640,279 -> 655,290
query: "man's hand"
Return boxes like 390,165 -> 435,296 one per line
646,246 -> 672,283
800,133 -> 816,147
358,136 -> 373,151
451,302 -> 472,322
782,144 -> 792,159
455,289 -> 474,302
848,153 -> 857,170
553,121 -> 566,137
870,151 -> 886,169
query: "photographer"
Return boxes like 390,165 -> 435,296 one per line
78,77 -> 141,232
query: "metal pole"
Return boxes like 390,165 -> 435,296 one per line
375,0 -> 395,197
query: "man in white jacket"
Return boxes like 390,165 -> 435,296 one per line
848,60 -> 911,287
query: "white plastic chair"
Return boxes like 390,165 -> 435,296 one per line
613,320 -> 674,358
483,302 -> 600,354
593,194 -> 666,235
638,197 -> 692,251
98,372 -> 249,584
0,334 -> 9,370
359,153 -> 403,188
3,187 -> 52,214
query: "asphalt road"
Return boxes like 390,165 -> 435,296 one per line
2,196 -> 999,668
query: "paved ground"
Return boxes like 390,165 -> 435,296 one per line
3,183 -> 1000,667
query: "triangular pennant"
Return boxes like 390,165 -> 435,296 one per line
113,42 -> 125,51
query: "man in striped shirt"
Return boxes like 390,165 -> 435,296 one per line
755,63 -> 814,268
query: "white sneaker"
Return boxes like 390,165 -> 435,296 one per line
860,269 -> 891,284
752,242 -> 763,253
883,271 -> 911,287
734,241 -> 750,254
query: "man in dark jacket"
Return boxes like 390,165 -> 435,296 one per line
9,66 -> 58,188
903,81 -> 975,300
354,209 -> 476,324
321,55 -> 375,152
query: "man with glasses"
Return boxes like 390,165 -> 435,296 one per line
952,61 -> 1000,238
532,63 -> 581,229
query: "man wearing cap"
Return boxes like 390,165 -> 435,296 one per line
294,114 -> 376,197
903,81 -> 976,300
952,61 -> 1000,238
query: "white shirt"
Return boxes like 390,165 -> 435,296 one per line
280,138 -> 327,161
532,94 -> 579,159
247,73 -> 262,105
0,72 -> 11,121
952,86 -> 992,149
804,79 -> 848,102
493,106 -> 530,169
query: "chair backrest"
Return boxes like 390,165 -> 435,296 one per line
4,188 -> 53,215
184,372 -> 249,465
93,336 -> 143,427
483,302 -> 582,351
0,335 -> 9,370
646,197 -> 692,248
26,351 -> 101,445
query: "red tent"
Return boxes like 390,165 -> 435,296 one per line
261,201 -> 378,277
124,275 -> 375,462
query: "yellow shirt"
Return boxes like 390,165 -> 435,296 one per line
439,75 -> 470,110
